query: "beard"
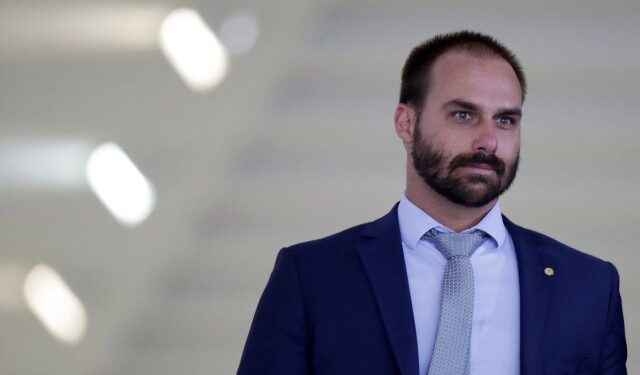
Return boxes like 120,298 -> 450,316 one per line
411,124 -> 519,207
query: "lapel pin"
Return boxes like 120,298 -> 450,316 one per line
544,267 -> 555,277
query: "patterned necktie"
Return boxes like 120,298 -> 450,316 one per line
426,229 -> 486,375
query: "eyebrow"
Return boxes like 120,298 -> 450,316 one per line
443,99 -> 478,112
443,99 -> 522,117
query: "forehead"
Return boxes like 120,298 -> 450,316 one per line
426,51 -> 522,108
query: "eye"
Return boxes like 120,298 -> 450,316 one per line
496,117 -> 515,127
452,111 -> 473,122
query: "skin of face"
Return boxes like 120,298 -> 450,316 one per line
394,50 -> 523,229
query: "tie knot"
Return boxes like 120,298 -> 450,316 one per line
426,229 -> 486,259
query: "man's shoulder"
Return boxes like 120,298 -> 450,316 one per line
282,221 -> 372,260
505,216 -> 614,272
281,205 -> 399,262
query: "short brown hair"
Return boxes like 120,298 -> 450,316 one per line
400,30 -> 527,108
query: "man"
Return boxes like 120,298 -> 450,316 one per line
237,31 -> 627,375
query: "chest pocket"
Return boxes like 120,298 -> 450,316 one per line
543,356 -> 595,375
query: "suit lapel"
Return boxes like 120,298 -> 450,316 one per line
504,217 -> 555,375
356,208 -> 554,375
358,205 -> 419,375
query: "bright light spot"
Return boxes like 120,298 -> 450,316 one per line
23,264 -> 87,344
159,8 -> 229,92
86,143 -> 156,227
218,12 -> 259,56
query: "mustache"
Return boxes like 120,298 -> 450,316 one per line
449,152 -> 506,175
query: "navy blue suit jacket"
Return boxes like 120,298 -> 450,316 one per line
238,205 -> 627,374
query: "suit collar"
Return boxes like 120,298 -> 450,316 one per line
358,203 -> 419,375
503,216 -> 555,375
398,194 -> 507,250
357,206 -> 555,375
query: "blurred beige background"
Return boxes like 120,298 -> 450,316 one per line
0,0 -> 638,374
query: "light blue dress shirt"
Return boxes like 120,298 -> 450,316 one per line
398,194 -> 520,375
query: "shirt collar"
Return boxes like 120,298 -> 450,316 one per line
397,193 -> 506,250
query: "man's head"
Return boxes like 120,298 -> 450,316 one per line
395,31 -> 525,208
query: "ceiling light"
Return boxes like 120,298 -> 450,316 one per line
23,264 -> 87,344
159,8 -> 229,92
86,143 -> 156,227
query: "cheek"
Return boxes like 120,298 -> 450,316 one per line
422,127 -> 467,153
498,132 -> 520,158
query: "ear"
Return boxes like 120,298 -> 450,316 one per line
394,103 -> 418,148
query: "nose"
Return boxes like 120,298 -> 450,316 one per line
472,120 -> 498,154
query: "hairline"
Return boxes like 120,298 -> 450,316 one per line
420,47 -> 523,109
400,33 -> 527,110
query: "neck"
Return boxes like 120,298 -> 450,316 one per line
405,167 -> 497,233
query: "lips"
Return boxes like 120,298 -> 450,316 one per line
462,163 -> 497,171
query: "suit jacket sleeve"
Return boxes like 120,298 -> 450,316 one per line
237,248 -> 309,375
599,262 -> 627,374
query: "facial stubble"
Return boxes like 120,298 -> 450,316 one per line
411,122 -> 520,208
